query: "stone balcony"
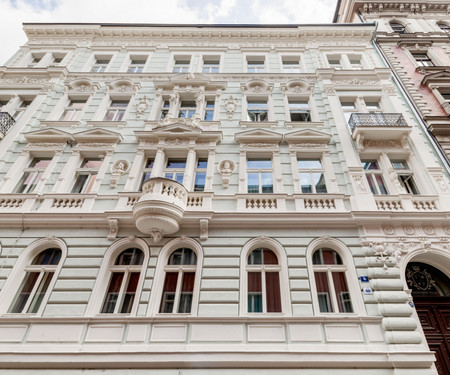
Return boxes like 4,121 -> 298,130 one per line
349,113 -> 411,145
132,177 -> 188,242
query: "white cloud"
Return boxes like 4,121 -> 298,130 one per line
0,0 -> 335,65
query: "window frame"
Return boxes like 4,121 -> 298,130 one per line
91,57 -> 111,73
15,157 -> 52,194
149,237 -> 203,316
0,237 -> 67,316
103,99 -> 129,122
85,238 -> 149,317
246,157 -> 274,194
297,158 -> 327,194
281,55 -> 301,73
172,55 -> 192,73
307,237 -> 364,316
389,21 -> 407,34
71,158 -> 104,194
240,237 -> 291,316
245,55 -> 266,73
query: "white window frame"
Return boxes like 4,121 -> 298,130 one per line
171,55 -> 192,73
91,56 -> 112,73
0,237 -> 67,316
307,237 -> 364,316
240,237 -> 291,316
280,55 -> 302,73
126,55 -> 148,73
246,157 -> 274,194
15,157 -> 52,194
148,237 -> 203,316
85,238 -> 149,317
297,158 -> 328,194
245,55 -> 267,73
71,157 -> 104,194
201,55 -> 221,73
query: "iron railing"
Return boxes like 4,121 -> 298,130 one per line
348,113 -> 408,132
0,112 -> 15,137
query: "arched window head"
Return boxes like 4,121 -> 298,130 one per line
389,22 -> 406,33
9,248 -> 62,314
101,248 -> 144,314
160,248 -> 197,314
312,248 -> 353,314
247,248 -> 281,313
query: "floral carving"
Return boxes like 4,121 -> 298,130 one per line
107,219 -> 119,241
110,160 -> 130,188
352,174 -> 366,192
199,219 -> 208,241
134,96 -> 150,120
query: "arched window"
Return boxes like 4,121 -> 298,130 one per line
247,248 -> 281,313
159,248 -> 197,314
101,248 -> 144,314
9,248 -> 62,314
389,22 -> 406,33
312,248 -> 353,313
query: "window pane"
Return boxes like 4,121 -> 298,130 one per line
247,173 -> 259,193
266,271 -> 281,313
300,173 -> 312,193
120,272 -> 140,314
248,249 -> 263,265
166,159 -> 186,168
194,172 -> 206,192
263,249 -> 278,265
159,272 -> 178,313
391,160 -> 408,169
9,272 -> 40,313
32,249 -> 61,265
313,173 -> 327,193
115,248 -> 144,266
313,248 -> 342,265
28,273 -> 52,313
168,248 -> 197,265
362,161 -> 379,170
261,173 -> 273,193
298,160 -> 322,169
375,175 -> 388,195
315,272 -> 333,313
248,272 -> 262,312
101,272 -> 124,313
332,272 -> 353,313
71,174 -> 88,194
178,272 -> 195,313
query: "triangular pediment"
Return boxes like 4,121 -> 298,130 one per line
153,123 -> 202,135
285,129 -> 331,144
235,129 -> 283,144
24,128 -> 74,143
73,128 -> 122,143
154,73 -> 226,90
422,70 -> 450,85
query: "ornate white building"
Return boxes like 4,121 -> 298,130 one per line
0,18 -> 448,375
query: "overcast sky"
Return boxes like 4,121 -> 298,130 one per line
1,0 -> 337,65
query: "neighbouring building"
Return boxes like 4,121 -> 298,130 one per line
0,17 -> 448,375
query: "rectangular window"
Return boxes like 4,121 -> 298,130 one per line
60,99 -> 86,121
328,56 -> 342,69
411,53 -> 434,67
127,59 -> 146,73
282,57 -> 301,73
340,100 -> 356,122
247,159 -> 273,193
72,158 -> 103,193
160,100 -> 170,119
140,158 -> 154,190
104,100 -> 128,121
391,160 -> 419,194
164,159 -> 186,184
349,56 -> 363,69
202,58 -> 220,73
91,58 -> 110,72
289,101 -> 311,121
247,100 -> 268,122
247,57 -> 265,73
16,158 -> 52,193
297,159 -> 327,193
204,101 -> 214,121
178,101 -> 196,119
194,159 -> 207,191
362,160 -> 388,195
173,58 -> 190,73
13,99 -> 33,121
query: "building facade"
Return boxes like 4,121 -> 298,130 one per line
0,20 -> 448,375
335,0 -> 450,163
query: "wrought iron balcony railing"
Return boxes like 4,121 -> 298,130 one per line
348,113 -> 408,132
0,112 -> 15,137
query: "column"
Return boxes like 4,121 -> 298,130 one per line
183,146 -> 196,190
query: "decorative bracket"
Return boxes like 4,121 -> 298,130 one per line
108,219 -> 119,241
200,219 -> 209,241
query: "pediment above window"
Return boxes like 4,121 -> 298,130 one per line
66,78 -> 99,95
24,128 -> 75,143
154,73 -> 226,91
107,79 -> 140,94
235,128 -> 282,144
280,80 -> 313,95
153,116 -> 204,131
285,129 -> 331,145
135,125 -> 222,145
421,69 -> 450,85
241,79 -> 273,94
73,128 -> 123,143
153,123 -> 203,136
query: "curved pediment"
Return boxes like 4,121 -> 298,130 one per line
241,79 -> 273,94
66,78 -> 99,94
281,79 -> 313,95
24,128 -> 74,143
285,129 -> 331,144
107,79 -> 140,93
154,73 -> 226,91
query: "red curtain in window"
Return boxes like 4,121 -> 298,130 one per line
266,271 -> 281,312
332,272 -> 353,313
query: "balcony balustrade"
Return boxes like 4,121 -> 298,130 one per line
0,112 -> 15,138
348,113 -> 408,132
